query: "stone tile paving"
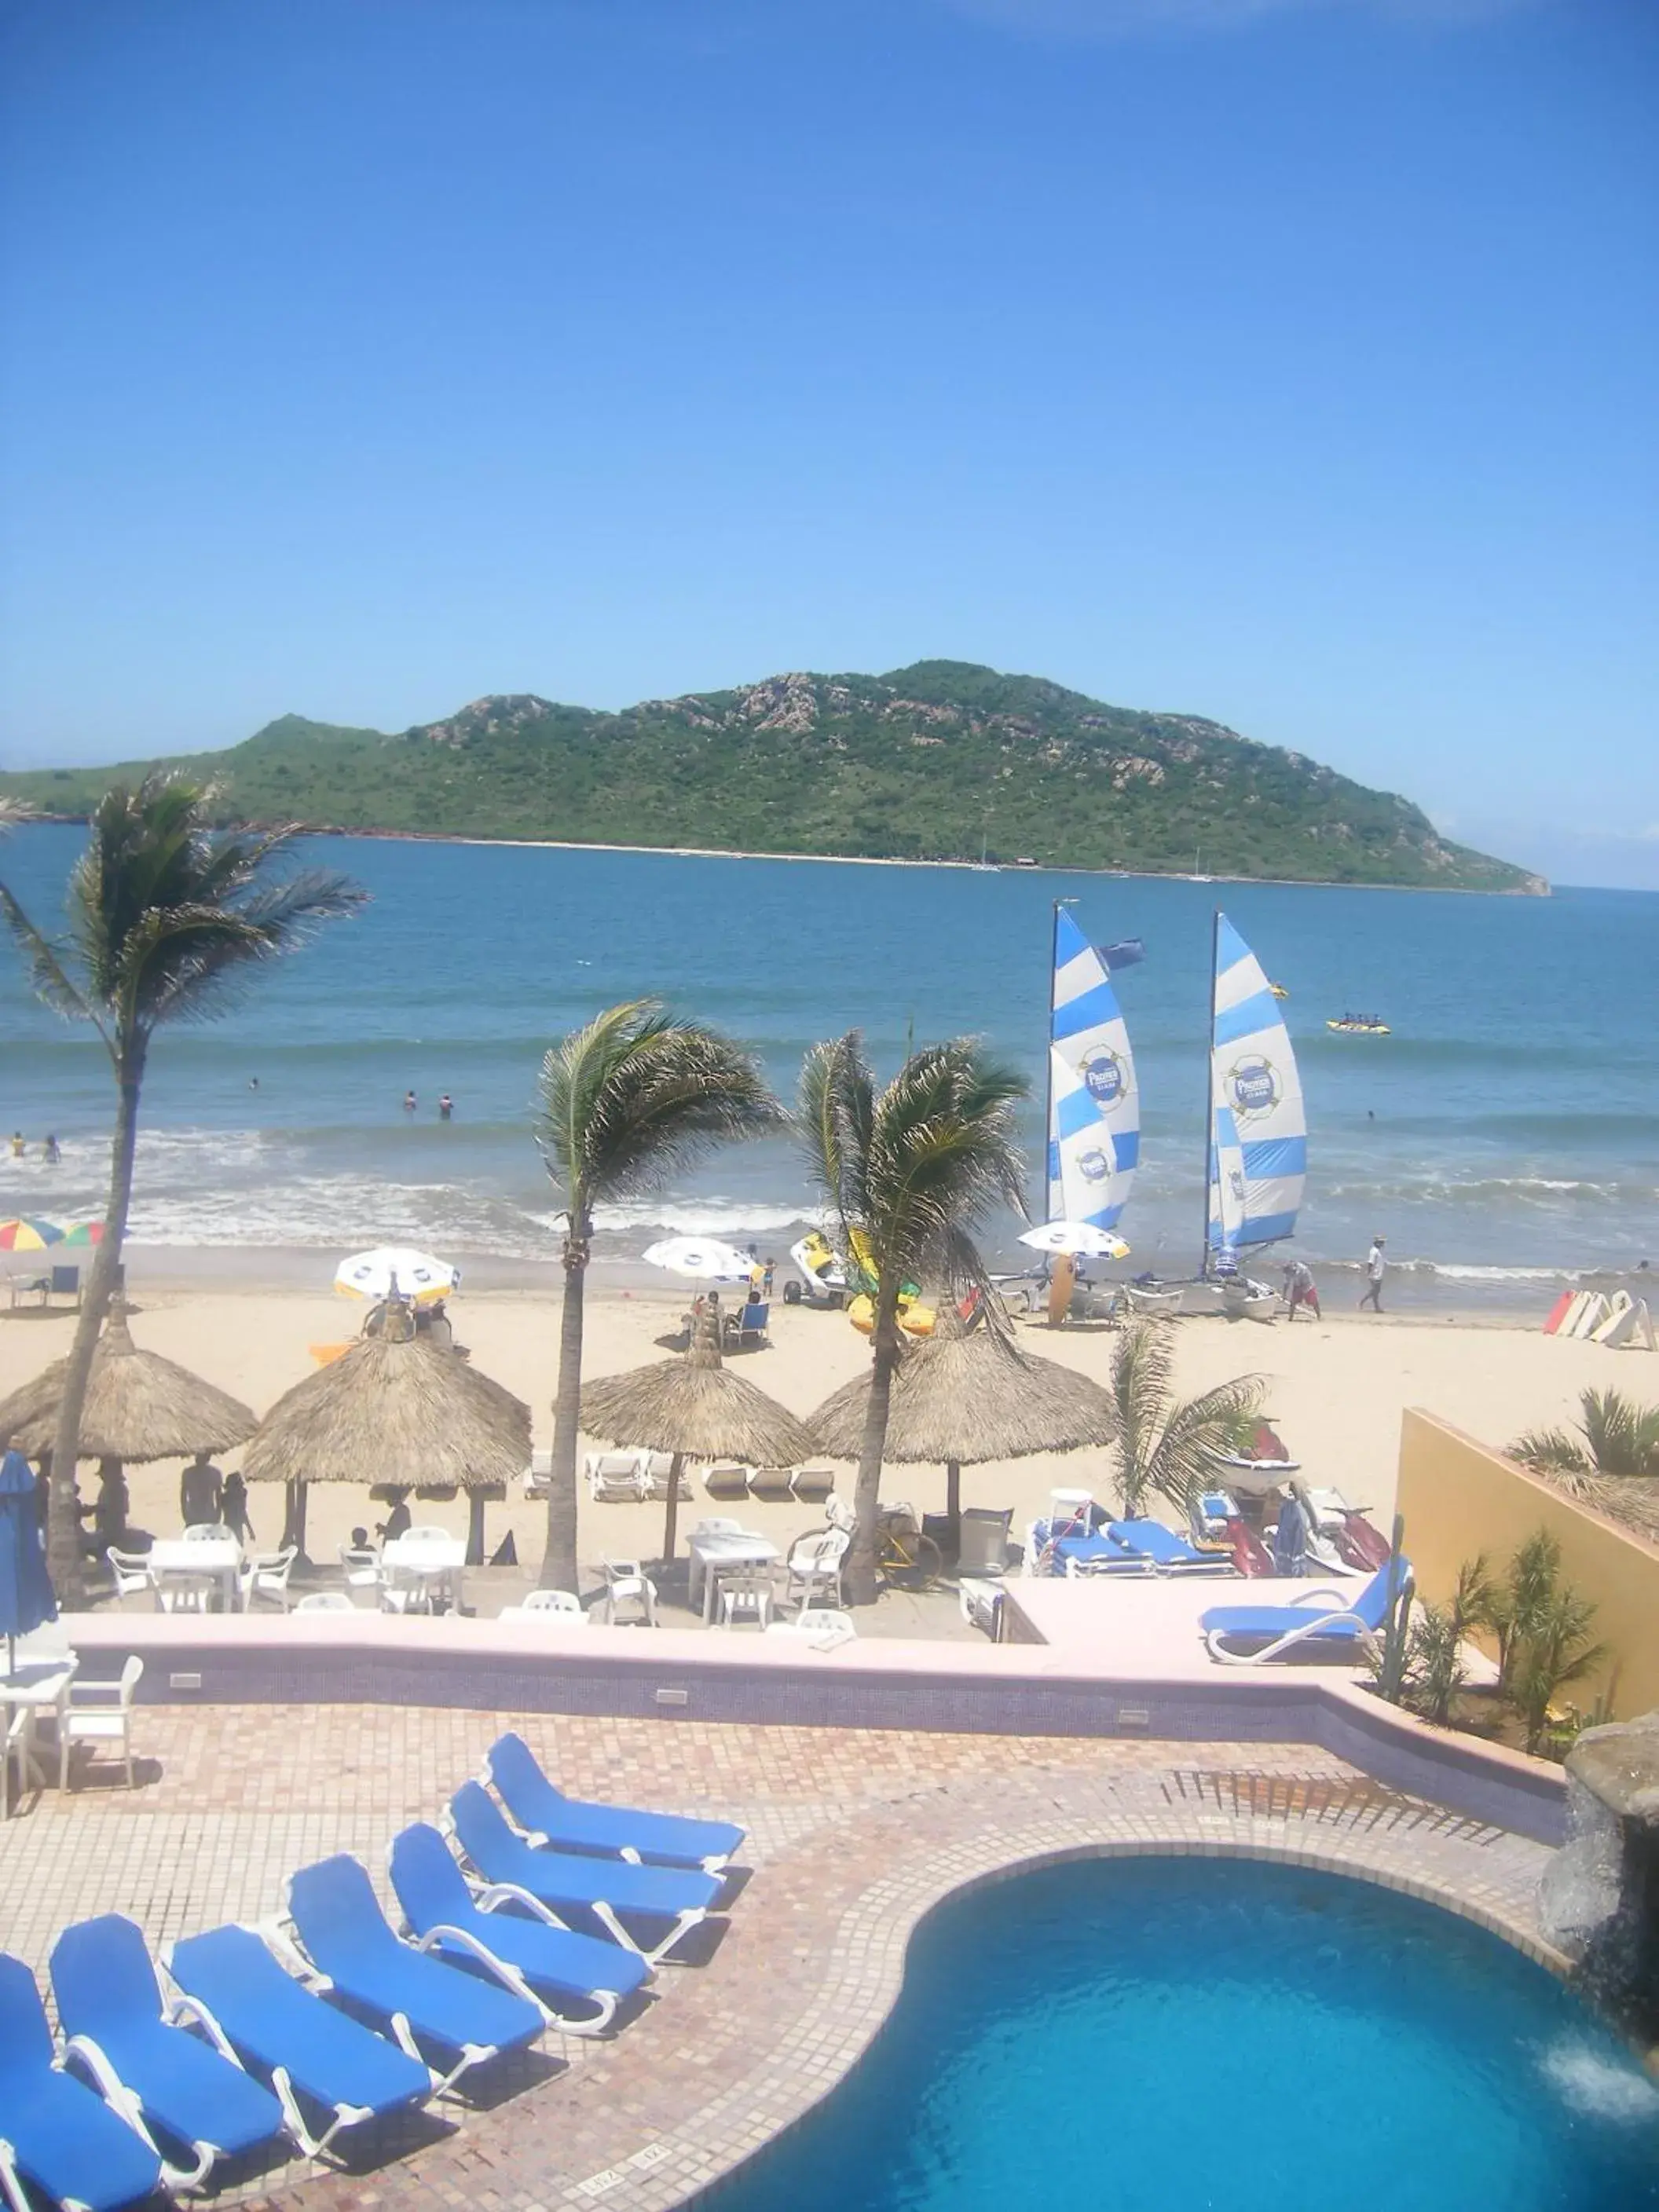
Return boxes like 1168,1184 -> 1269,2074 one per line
0,1707 -> 1555,2211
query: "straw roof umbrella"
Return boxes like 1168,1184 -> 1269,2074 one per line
243,1311 -> 529,1563
0,1302 -> 256,1464
807,1303 -> 1118,1548
580,1305 -> 816,1567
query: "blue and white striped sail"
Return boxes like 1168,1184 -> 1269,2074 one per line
1207,912 -> 1306,1262
1047,907 -> 1138,1234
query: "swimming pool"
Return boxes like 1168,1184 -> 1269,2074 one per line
705,1856 -> 1659,2211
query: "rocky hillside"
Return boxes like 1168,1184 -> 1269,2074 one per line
0,660 -> 1544,890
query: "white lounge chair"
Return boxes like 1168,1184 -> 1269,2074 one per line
639,1452 -> 690,1501
586,1452 -> 646,1503
59,1656 -> 144,1790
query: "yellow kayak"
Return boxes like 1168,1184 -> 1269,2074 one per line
847,1292 -> 936,1338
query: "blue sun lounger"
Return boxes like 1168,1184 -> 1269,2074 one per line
164,1925 -> 434,2160
1202,1560 -> 1410,1664
389,1823 -> 650,2035
0,1954 -> 163,2212
485,1731 -> 745,1873
448,1782 -> 720,1965
284,1857 -> 543,2095
50,1916 -> 284,2190
1107,1520 -> 1234,1577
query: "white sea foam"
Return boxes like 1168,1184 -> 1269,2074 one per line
1540,2038 -> 1659,2122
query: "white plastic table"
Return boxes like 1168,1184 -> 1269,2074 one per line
1,1657 -> 78,1801
146,1538 -> 242,1612
381,1535 -> 466,1613
687,1530 -> 780,1623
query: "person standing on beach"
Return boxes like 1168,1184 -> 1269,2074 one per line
1360,1235 -> 1386,1313
1283,1257 -> 1320,1321
180,1451 -> 224,1527
222,1470 -> 255,1545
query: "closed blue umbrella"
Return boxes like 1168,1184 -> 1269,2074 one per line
0,1448 -> 57,1676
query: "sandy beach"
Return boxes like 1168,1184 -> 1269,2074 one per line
0,1266 -> 1627,1585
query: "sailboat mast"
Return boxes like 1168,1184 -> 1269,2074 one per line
1046,899 -> 1061,1223
1199,905 -> 1218,1279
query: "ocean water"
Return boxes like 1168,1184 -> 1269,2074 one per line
2,823 -> 1656,1311
702,1856 -> 1659,2211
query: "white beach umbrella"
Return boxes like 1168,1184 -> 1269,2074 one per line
640,1235 -> 755,1282
1019,1221 -> 1131,1261
335,1247 -> 460,1305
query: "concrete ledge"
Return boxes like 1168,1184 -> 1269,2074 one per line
64,1606 -> 1567,1845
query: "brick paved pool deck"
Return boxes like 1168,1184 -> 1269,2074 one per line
0,1703 -> 1558,2212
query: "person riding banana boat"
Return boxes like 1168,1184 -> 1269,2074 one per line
844,1229 -> 936,1336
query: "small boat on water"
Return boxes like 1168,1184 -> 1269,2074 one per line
1268,982 -> 1288,1000
1327,1014 -> 1390,1035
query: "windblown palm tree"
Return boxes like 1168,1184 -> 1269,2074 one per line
0,778 -> 364,1599
1105,1320 -> 1262,1518
1511,1388 -> 1659,1485
798,1032 -> 1027,1606
536,1001 -> 782,1593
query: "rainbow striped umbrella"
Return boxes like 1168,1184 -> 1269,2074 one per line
0,1218 -> 64,1254
59,1222 -> 104,1247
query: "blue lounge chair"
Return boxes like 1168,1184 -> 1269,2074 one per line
448,1782 -> 720,1965
50,1917 -> 284,2188
1202,1560 -> 1411,1664
389,1823 -> 650,2034
285,1857 -> 542,2094
485,1731 -> 745,1873
0,1954 -> 163,2212
1107,1520 -> 1235,1577
164,1925 -> 434,2159
1049,1525 -> 1149,1577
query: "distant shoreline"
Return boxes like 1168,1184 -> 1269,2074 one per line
6,814 -> 1554,895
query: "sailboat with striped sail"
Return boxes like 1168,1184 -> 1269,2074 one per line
1044,904 -> 1138,1244
1205,910 -> 1306,1298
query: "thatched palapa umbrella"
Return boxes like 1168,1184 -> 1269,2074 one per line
0,1302 -> 257,1543
244,1313 -> 529,1563
808,1302 -> 1118,1550
580,1306 -> 816,1567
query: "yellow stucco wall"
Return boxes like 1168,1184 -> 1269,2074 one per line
1396,1407 -> 1659,1719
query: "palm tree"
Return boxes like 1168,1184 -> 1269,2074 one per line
1105,1320 -> 1262,1518
1511,1388 -> 1659,1485
536,1002 -> 782,1593
798,1032 -> 1027,1606
0,777 -> 364,1599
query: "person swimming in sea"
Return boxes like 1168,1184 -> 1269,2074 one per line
438,1093 -> 453,1121
403,1089 -> 417,1115
8,1132 -> 23,1159
42,1133 -> 60,1163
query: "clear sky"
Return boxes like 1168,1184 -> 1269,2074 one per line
1,0 -> 1654,885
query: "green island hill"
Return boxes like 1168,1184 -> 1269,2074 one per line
0,660 -> 1545,892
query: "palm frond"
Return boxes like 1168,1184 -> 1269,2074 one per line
0,884 -> 97,1032
1108,1321 -> 1175,1511
537,1002 -> 782,1218
1579,1386 -> 1659,1478
797,1033 -> 873,1232
1507,1425 -> 1592,1478
1148,1371 -> 1264,1510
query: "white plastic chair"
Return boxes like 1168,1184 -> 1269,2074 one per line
518,1588 -> 583,1615
152,1566 -> 213,1614
824,1493 -> 855,1534
293,1591 -> 356,1613
181,1523 -> 236,1543
59,1655 -> 144,1790
765,1607 -> 857,1648
2,1706 -> 29,1818
783,1528 -> 849,1613
598,1558 -> 657,1626
238,1546 -> 298,1613
691,1517 -> 744,1537
379,1562 -> 432,1614
337,1544 -> 380,1591
401,1524 -> 452,1545
716,1568 -> 774,1630
105,1547 -> 151,1602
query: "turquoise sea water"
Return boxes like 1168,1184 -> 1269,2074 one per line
704,1858 -> 1659,2212
2,825 -> 1657,1308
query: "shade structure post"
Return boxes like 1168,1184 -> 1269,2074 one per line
661,1450 -> 686,1568
945,1459 -> 962,1557
281,1481 -> 309,1560
467,1487 -> 488,1569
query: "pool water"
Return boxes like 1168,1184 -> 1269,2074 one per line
705,1857 -> 1659,2211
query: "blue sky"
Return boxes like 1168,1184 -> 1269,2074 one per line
1,0 -> 1654,885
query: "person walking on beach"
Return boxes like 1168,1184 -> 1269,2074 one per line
222,1469 -> 255,1545
1360,1235 -> 1386,1313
